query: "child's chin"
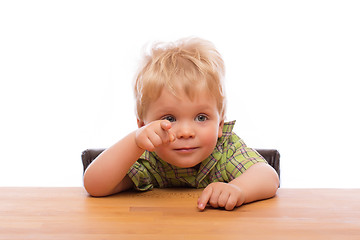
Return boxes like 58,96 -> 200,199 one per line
171,161 -> 200,169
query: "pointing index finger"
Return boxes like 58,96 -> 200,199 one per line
160,120 -> 172,131
160,120 -> 176,142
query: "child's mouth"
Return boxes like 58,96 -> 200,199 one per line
174,147 -> 199,153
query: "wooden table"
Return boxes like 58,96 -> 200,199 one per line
1,188 -> 359,240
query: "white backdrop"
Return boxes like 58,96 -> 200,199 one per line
1,0 -> 359,188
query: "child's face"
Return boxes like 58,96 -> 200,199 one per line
139,87 -> 224,168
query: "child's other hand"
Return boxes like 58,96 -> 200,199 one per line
135,120 -> 176,152
197,182 -> 245,211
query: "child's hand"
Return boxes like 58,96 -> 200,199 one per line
135,120 -> 176,151
197,182 -> 245,211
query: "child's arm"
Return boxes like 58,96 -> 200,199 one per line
197,162 -> 279,211
83,120 -> 174,197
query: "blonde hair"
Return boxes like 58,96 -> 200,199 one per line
134,37 -> 226,121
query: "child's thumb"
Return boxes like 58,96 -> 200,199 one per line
169,131 -> 176,142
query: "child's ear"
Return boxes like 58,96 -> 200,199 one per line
218,120 -> 225,138
137,119 -> 145,128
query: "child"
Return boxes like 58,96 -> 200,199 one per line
83,37 -> 279,211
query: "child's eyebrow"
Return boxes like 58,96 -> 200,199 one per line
189,103 -> 218,113
150,108 -> 174,116
154,105 -> 217,116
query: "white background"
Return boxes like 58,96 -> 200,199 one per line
1,0 -> 359,188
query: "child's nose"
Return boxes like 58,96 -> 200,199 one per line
176,122 -> 195,139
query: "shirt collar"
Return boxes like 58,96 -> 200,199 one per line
217,120 -> 236,145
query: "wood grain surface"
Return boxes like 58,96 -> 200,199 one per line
1,188 -> 359,240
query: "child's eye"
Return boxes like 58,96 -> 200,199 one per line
162,115 -> 176,122
195,114 -> 208,122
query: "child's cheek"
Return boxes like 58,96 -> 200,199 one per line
200,127 -> 220,148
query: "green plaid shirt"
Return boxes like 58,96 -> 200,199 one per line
127,121 -> 266,191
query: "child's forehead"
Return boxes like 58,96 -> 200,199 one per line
148,87 -> 217,112
147,87 -> 218,114
158,84 -> 214,102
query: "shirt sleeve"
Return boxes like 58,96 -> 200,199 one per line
225,134 -> 267,181
127,160 -> 154,191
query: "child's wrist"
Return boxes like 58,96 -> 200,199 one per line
132,130 -> 147,152
228,182 -> 246,205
